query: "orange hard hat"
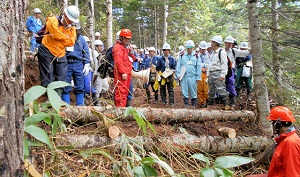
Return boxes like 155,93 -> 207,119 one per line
267,106 -> 296,122
119,29 -> 132,39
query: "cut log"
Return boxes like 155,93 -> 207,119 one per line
55,134 -> 272,153
60,106 -> 256,124
108,126 -> 120,139
217,126 -> 237,138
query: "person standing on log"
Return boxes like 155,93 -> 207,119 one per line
176,40 -> 201,108
207,36 -> 229,110
156,43 -> 177,106
113,29 -> 136,107
37,5 -> 79,96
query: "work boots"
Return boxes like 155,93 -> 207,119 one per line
153,92 -> 158,103
207,99 -> 214,105
92,93 -> 100,106
191,98 -> 197,108
236,88 -> 241,98
247,89 -> 251,100
222,97 -> 230,110
145,89 -> 151,102
126,99 -> 132,107
229,95 -> 236,107
183,98 -> 189,108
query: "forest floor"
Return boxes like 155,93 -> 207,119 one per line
25,57 -> 272,176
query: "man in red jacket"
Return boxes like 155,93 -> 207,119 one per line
247,106 -> 300,177
267,106 -> 300,177
112,29 -> 135,107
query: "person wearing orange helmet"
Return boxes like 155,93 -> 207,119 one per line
112,29 -> 136,107
267,106 -> 300,177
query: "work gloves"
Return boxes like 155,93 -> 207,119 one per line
83,63 -> 90,76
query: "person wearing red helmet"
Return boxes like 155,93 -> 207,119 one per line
112,29 -> 136,107
266,106 -> 300,177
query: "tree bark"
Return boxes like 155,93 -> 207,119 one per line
60,106 -> 256,124
247,0 -> 273,135
271,0 -> 282,86
0,0 -> 25,176
106,0 -> 113,48
162,0 -> 168,44
217,126 -> 237,138
86,0 -> 95,58
56,134 -> 272,153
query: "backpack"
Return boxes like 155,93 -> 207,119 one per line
218,49 -> 233,78
98,45 -> 114,78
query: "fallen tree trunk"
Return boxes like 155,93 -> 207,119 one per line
60,106 -> 256,124
56,134 -> 272,153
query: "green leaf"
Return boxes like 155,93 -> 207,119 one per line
24,138 -> 29,159
214,156 -> 254,169
44,171 -> 51,177
33,101 -> 40,114
149,152 -> 175,176
25,125 -> 53,150
52,114 -> 61,135
191,153 -> 210,166
47,81 -> 71,90
47,88 -> 61,113
142,164 -> 158,176
25,112 -> 50,127
79,148 -> 114,161
24,86 -> 47,105
141,157 -> 156,165
133,166 -> 146,177
124,106 -> 135,116
44,116 -> 52,126
215,168 -> 233,177
200,167 -> 216,177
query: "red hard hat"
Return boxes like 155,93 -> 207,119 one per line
119,29 -> 132,39
267,106 -> 296,122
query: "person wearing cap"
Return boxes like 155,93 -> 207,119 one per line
95,32 -> 101,40
37,5 -> 79,96
224,36 -> 250,108
207,36 -> 229,109
176,40 -> 201,108
235,42 -> 253,100
83,36 -> 101,106
266,106 -> 300,177
197,41 -> 211,108
26,8 -> 43,54
112,29 -> 136,107
61,23 -> 90,106
156,43 -> 177,106
142,47 -> 159,103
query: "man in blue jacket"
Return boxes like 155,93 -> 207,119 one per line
61,23 -> 90,106
26,8 -> 43,54
156,43 -> 177,106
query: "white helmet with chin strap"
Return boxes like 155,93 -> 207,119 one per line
185,40 -> 195,49
33,8 -> 42,14
199,41 -> 208,49
179,46 -> 184,52
211,36 -> 223,45
83,36 -> 90,42
64,5 -> 80,23
94,40 -> 103,46
239,42 -> 249,49
224,36 -> 234,43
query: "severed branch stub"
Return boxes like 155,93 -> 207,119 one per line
217,126 -> 236,138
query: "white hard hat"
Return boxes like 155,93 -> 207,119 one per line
240,42 -> 249,49
33,8 -> 42,14
185,40 -> 195,48
74,22 -> 81,29
224,36 -> 234,43
116,31 -> 121,40
148,47 -> 156,51
195,47 -> 200,52
131,44 -> 138,49
211,36 -> 223,45
199,41 -> 208,49
162,43 -> 171,50
145,51 -> 149,55
83,36 -> 90,42
140,48 -> 144,52
64,5 -> 80,23
94,40 -> 103,46
207,42 -> 212,48
95,32 -> 101,37
179,46 -> 184,52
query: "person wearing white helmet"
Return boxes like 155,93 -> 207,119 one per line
37,5 -> 80,97
197,41 -> 211,108
95,32 -> 101,40
141,47 -> 159,103
207,36 -> 229,109
206,42 -> 213,57
176,40 -> 201,108
156,43 -> 177,106
26,8 -> 43,54
82,35 -> 101,105
61,22 -> 90,106
224,36 -> 250,108
175,45 -> 185,62
235,42 -> 253,100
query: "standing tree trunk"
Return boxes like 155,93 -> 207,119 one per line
106,0 -> 113,48
86,0 -> 95,58
162,0 -> 168,44
0,0 -> 26,176
154,4 -> 158,50
271,0 -> 282,86
247,0 -> 273,135
75,0 -> 78,7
